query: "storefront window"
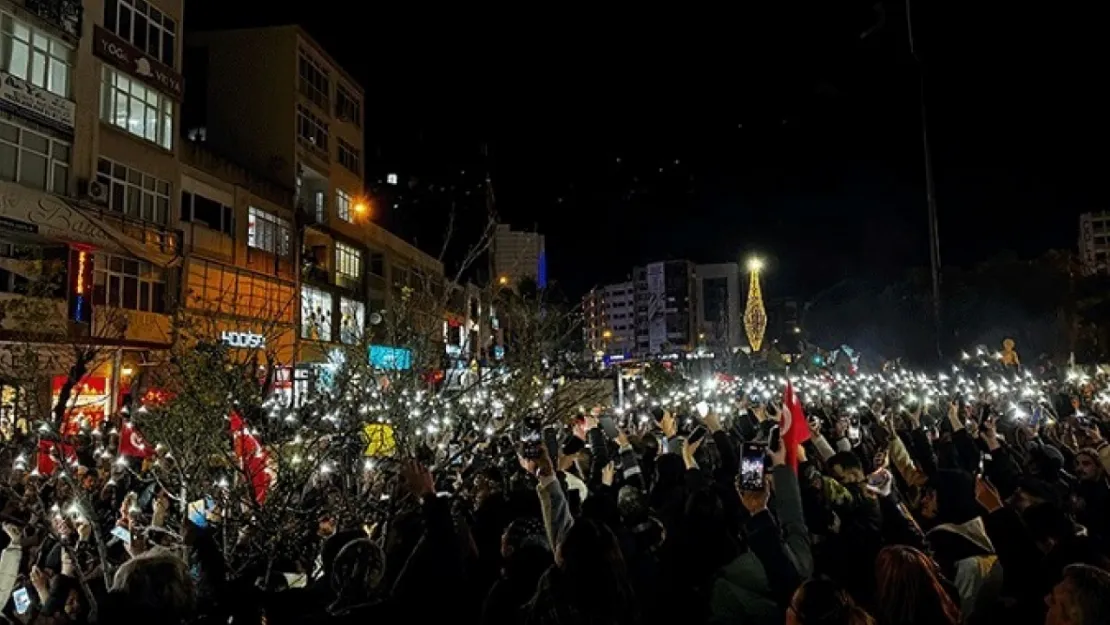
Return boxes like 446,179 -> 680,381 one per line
300,286 -> 332,341
340,297 -> 364,345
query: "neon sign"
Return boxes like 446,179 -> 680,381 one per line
68,248 -> 93,323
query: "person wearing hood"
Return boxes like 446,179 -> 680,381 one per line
1071,448 -> 1110,539
919,469 -> 1003,624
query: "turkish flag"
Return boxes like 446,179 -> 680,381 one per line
230,411 -> 271,504
119,421 -> 154,458
781,381 -> 811,473
37,439 -> 77,475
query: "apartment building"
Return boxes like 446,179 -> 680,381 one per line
695,263 -> 743,350
184,25 -> 444,372
633,260 -> 697,356
1079,211 -> 1110,276
0,0 -> 184,423
583,281 -> 635,358
492,223 -> 546,288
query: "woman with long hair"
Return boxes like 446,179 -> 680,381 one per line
873,546 -> 961,625
787,578 -> 875,625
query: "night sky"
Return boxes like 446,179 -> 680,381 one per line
187,1 -> 1104,301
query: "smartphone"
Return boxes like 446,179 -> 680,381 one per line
542,426 -> 559,461
695,401 -> 709,418
768,425 -> 781,454
598,416 -> 621,439
687,426 -> 707,445
651,407 -> 666,423
519,417 -> 543,459
12,587 -> 30,614
848,424 -> 861,441
110,526 -> 131,543
739,442 -> 767,490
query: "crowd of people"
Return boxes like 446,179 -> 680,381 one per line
2,359 -> 1110,625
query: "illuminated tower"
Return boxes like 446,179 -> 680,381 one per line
743,257 -> 767,352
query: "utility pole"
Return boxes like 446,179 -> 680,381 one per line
906,0 -> 944,361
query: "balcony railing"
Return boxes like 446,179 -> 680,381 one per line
23,0 -> 82,38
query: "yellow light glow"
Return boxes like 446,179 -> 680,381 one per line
602,329 -> 613,339
121,366 -> 134,377
498,275 -> 510,286
353,201 -> 369,217
747,256 -> 764,272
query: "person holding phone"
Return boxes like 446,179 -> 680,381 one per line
0,523 -> 22,610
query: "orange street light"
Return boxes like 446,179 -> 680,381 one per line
353,200 -> 370,218
498,275 -> 510,286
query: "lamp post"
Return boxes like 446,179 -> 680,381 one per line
743,256 -> 767,352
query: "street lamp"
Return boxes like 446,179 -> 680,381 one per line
743,255 -> 767,352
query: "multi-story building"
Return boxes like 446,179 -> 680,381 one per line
1079,211 -> 1110,275
633,260 -> 697,356
178,141 -> 298,365
492,223 -> 546,288
0,0 -> 185,423
583,281 -> 635,358
695,263 -> 743,351
184,25 -> 444,375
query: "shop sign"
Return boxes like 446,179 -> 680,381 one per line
0,71 -> 76,132
93,26 -> 183,100
222,331 -> 266,349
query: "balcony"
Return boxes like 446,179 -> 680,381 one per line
22,0 -> 82,39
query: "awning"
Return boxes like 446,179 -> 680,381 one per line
0,180 -> 179,267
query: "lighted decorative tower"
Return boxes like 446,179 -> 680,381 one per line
743,257 -> 767,352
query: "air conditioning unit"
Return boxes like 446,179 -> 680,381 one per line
85,179 -> 109,204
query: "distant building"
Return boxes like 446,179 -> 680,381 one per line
633,261 -> 697,355
695,263 -> 743,350
493,224 -> 546,288
1079,211 -> 1110,275
583,281 -> 635,357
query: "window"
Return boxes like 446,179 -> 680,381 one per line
298,51 -> 329,110
180,191 -> 233,236
95,158 -> 170,224
369,252 -> 384,277
335,241 -> 361,282
339,297 -> 365,345
92,253 -> 166,313
0,120 -> 69,195
300,286 -> 332,341
103,0 -> 176,67
337,139 -> 360,175
247,207 -> 291,257
99,66 -> 174,149
296,104 -> 327,154
335,189 -> 351,222
185,259 -> 295,322
336,84 -> 360,126
1,13 -> 74,98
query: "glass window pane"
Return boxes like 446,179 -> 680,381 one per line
18,151 -> 46,190
122,276 -> 138,309
139,281 -> 150,311
8,40 -> 28,80
22,132 -> 47,154
0,144 -> 16,181
30,50 -> 45,87
51,163 -> 67,195
48,58 -> 67,96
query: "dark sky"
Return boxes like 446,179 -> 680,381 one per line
187,1 -> 1105,301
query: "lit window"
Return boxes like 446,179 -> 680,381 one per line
335,189 -> 351,222
103,0 -> 176,67
0,120 -> 69,195
99,66 -> 174,149
298,51 -> 329,110
95,157 -> 170,224
300,286 -> 332,341
336,241 -> 361,283
92,253 -> 166,313
247,207 -> 292,257
0,13 -> 74,98
296,104 -> 328,154
337,139 -> 360,175
335,84 -> 360,126
339,297 -> 365,344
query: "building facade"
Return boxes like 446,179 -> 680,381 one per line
695,262 -> 742,351
633,260 -> 697,356
583,281 -> 634,358
1079,211 -> 1110,276
0,0 -> 185,424
184,25 -> 445,376
492,223 -> 546,288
